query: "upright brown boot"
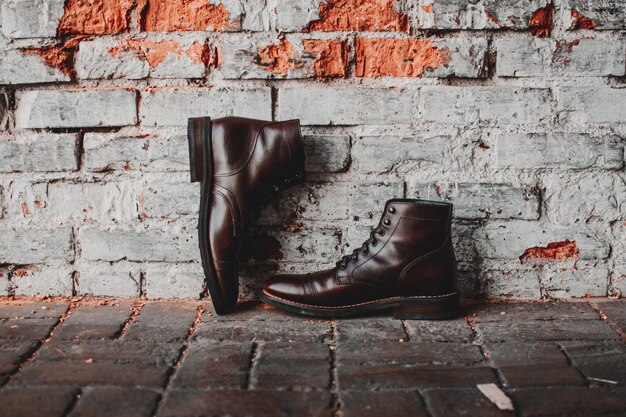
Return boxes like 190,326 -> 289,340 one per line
260,199 -> 459,319
188,116 -> 305,314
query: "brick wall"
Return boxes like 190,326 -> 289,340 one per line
0,0 -> 624,300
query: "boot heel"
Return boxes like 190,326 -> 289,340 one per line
187,117 -> 211,183
393,292 -> 460,320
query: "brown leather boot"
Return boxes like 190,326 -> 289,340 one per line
188,116 -> 305,314
260,199 -> 460,319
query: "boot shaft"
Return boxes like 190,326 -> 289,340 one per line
337,199 -> 458,296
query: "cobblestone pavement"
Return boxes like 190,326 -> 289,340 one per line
0,298 -> 625,417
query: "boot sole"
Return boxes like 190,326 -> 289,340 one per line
188,117 -> 232,315
260,290 -> 460,320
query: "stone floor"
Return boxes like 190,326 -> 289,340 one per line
0,298 -> 624,417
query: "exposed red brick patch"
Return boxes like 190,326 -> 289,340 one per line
108,39 -> 211,68
529,1 -> 554,37
141,0 -> 231,31
58,0 -> 136,35
485,11 -> 505,28
421,4 -> 433,13
13,266 -> 40,277
309,0 -> 409,32
519,240 -> 579,261
355,38 -> 450,78
571,9 -> 596,30
21,202 -> 30,217
21,36 -> 86,79
302,39 -> 348,77
255,39 -> 301,76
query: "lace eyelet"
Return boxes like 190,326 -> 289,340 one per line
378,229 -> 385,236
388,206 -> 396,214
383,219 -> 391,226
371,241 -> 378,247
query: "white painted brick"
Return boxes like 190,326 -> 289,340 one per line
0,227 -> 73,264
496,133 -> 624,170
427,37 -> 488,78
0,267 -> 10,296
610,222 -> 626,297
412,183 -> 540,220
557,87 -> 626,124
223,0 -> 270,31
79,226 -> 199,262
416,0 -> 550,30
420,86 -> 552,125
303,135 -> 351,173
8,181 -> 136,225
140,88 -> 271,126
355,132 -> 487,174
76,36 -> 208,80
138,181 -> 199,219
84,131 -> 189,172
476,221 -> 608,260
0,133 -> 78,172
243,227 -> 341,264
0,49 -> 70,84
15,89 -> 137,129
275,0 -> 319,32
144,263 -> 204,299
542,262 -> 608,298
258,182 -> 404,224
1,0 -> 65,38
76,262 -> 141,297
543,172 -> 626,226
218,35 -> 347,79
496,37 -> 625,77
75,38 -> 149,80
278,87 -> 412,125
481,269 -> 542,300
564,0 -> 626,30
12,265 -> 73,297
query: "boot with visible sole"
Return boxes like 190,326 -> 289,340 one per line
188,116 -> 305,314
260,199 -> 460,319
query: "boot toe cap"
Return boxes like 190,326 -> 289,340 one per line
263,274 -> 308,300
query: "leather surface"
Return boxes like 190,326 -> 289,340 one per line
206,116 -> 305,309
264,199 -> 458,307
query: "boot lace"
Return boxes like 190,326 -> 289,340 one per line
337,227 -> 385,269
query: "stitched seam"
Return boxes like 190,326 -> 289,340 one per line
399,229 -> 451,286
216,185 -> 243,228
263,290 -> 459,309
214,122 -> 275,177
214,189 -> 238,237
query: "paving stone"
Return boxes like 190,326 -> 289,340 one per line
486,341 -> 569,366
336,317 -> 407,343
68,386 -> 159,417
37,339 -> 180,366
339,365 -> 496,390
171,341 -> 250,389
471,301 -> 599,322
11,359 -> 170,387
475,319 -> 619,342
0,339 -> 35,374
254,342 -> 330,390
54,300 -> 135,340
423,387 -> 516,417
560,340 -> 626,385
337,341 -> 484,366
122,302 -> 199,343
499,364 -> 584,387
340,391 -> 428,417
158,390 -> 332,417
0,317 -> 58,340
0,386 -> 78,417
513,386 -> 626,416
0,300 -> 69,319
194,319 -> 331,343
405,319 -> 474,342
598,300 -> 626,330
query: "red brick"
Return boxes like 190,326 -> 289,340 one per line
308,0 -> 409,32
356,38 -> 450,78
58,0 -> 136,35
141,0 -> 232,31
